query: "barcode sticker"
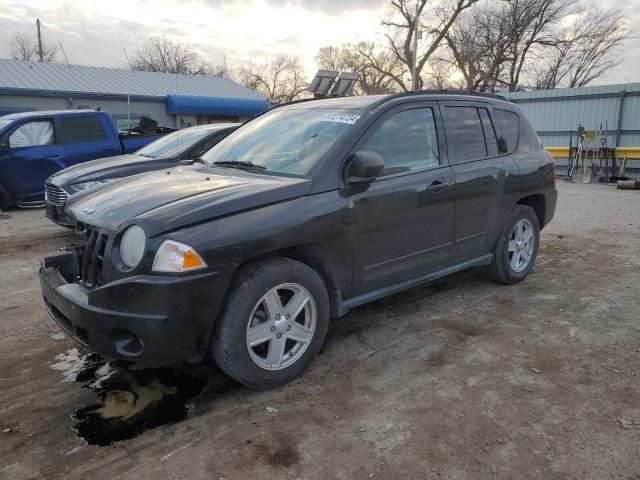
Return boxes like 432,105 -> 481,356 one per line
319,112 -> 360,124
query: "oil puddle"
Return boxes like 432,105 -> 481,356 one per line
50,348 -> 212,446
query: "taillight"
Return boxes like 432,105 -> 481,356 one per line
545,150 -> 556,186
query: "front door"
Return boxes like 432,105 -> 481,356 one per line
345,103 -> 456,297
1,119 -> 64,203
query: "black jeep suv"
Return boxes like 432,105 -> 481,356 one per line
40,91 -> 557,390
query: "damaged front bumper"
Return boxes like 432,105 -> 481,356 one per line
39,250 -> 233,366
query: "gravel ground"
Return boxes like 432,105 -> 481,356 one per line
1,182 -> 639,480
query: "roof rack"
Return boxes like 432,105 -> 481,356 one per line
367,89 -> 511,110
403,89 -> 509,100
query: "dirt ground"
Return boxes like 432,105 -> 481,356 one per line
1,182 -> 639,480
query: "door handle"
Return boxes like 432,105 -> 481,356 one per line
427,181 -> 450,193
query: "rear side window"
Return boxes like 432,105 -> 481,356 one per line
493,109 -> 519,154
362,107 -> 440,176
443,106 -> 487,163
478,108 -> 499,156
57,116 -> 106,144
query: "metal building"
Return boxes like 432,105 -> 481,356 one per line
505,83 -> 640,173
0,59 -> 268,129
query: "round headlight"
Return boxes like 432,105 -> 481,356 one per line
120,225 -> 146,268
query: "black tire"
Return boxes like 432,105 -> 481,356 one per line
212,257 -> 330,390
488,204 -> 540,284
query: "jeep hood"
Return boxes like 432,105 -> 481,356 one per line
67,166 -> 312,236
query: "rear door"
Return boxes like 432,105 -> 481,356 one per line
440,101 -> 520,263
1,118 -> 64,203
55,115 -> 120,168
345,102 -> 456,296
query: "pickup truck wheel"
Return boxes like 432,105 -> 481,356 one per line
212,257 -> 329,390
488,204 -> 540,284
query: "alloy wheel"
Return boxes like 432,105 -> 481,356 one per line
245,283 -> 317,371
508,218 -> 535,273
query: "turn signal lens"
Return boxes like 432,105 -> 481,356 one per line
152,240 -> 207,273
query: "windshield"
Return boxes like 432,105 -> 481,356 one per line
0,118 -> 15,132
136,128 -> 214,158
201,108 -> 360,176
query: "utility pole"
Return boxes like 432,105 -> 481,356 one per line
411,3 -> 419,91
36,18 -> 44,62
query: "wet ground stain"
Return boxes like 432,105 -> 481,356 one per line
50,348 -> 223,446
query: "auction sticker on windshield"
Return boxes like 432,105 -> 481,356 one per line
319,112 -> 360,124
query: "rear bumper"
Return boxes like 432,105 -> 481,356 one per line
40,251 -> 234,366
46,203 -> 74,228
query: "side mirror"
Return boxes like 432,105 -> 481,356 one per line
346,150 -> 384,184
498,136 -> 508,154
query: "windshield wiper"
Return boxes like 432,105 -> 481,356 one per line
189,157 -> 207,165
213,160 -> 267,171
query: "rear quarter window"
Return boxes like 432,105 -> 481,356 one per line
517,115 -> 542,152
493,109 -> 542,154
57,116 -> 106,144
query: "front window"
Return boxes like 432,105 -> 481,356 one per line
9,121 -> 55,148
136,128 -> 214,158
201,108 -> 360,176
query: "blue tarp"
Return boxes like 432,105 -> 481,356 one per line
166,95 -> 269,116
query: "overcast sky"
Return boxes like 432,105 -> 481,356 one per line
1,0 -> 639,86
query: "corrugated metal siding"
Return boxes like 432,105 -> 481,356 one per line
0,59 -> 264,100
515,98 -> 621,137
506,82 -> 640,100
504,83 -> 640,150
503,84 -> 640,174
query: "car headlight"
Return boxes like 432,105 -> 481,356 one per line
152,240 -> 207,273
68,178 -> 118,193
120,225 -> 146,268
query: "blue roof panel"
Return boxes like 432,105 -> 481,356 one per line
166,95 -> 269,116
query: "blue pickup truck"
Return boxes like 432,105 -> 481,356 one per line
0,110 -> 170,208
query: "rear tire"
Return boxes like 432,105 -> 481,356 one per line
212,257 -> 329,390
488,204 -> 540,284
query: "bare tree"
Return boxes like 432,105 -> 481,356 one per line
9,32 -> 57,62
442,6 -> 511,92
382,0 -> 480,90
131,36 -> 211,75
315,42 -> 405,95
500,0 -> 572,91
239,56 -> 308,103
534,8 -> 627,89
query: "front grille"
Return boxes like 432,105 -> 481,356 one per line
79,228 -> 109,288
45,183 -> 69,207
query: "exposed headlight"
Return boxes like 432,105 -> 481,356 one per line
120,225 -> 146,268
152,240 -> 207,273
68,178 -> 118,193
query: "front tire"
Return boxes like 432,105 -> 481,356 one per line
212,257 -> 330,390
488,204 -> 540,284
